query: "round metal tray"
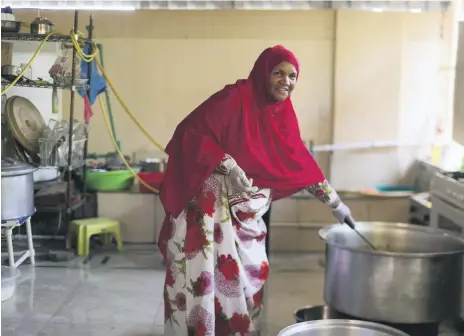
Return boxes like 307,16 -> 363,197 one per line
278,319 -> 410,336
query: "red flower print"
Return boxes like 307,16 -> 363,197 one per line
236,210 -> 256,222
237,230 -> 254,243
231,218 -> 240,230
214,223 -> 223,244
185,224 -> 210,259
158,215 -> 175,258
190,271 -> 213,297
165,263 -> 175,288
196,190 -> 215,217
315,188 -> 325,197
187,305 -> 214,336
253,288 -> 263,307
230,313 -> 251,335
215,315 -> 232,335
217,254 -> 240,282
256,231 -> 266,242
174,292 -> 186,311
214,297 -> 223,314
196,320 -> 208,336
259,261 -> 269,281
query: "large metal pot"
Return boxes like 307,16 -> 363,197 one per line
319,222 -> 464,324
1,158 -> 36,221
278,320 -> 409,336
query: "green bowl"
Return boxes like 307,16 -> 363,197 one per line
86,169 -> 134,192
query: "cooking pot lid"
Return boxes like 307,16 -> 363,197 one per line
1,157 -> 36,176
5,96 -> 46,153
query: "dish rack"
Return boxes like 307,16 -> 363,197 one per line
39,137 -> 86,169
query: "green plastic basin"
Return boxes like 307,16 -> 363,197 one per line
86,169 -> 134,192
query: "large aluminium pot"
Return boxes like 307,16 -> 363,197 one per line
319,221 -> 464,324
1,157 -> 36,221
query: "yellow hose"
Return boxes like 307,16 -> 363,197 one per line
71,30 -> 163,192
98,95 -> 160,193
2,29 -> 165,193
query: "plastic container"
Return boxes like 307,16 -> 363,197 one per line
375,185 -> 415,192
137,172 -> 164,193
85,169 -> 134,192
2,266 -> 20,302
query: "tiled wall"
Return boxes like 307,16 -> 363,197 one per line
270,195 -> 410,253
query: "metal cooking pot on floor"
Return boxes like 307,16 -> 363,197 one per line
294,306 -> 342,323
319,221 -> 464,324
1,157 -> 37,221
278,320 -> 409,336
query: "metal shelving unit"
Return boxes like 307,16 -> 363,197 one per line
2,32 -> 89,43
1,10 -> 94,219
0,78 -> 89,90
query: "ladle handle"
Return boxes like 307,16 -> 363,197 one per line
344,216 -> 356,230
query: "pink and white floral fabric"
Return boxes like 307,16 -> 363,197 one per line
158,173 -> 270,336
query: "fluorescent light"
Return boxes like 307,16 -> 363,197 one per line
4,4 -> 136,11
372,8 -> 384,12
409,8 -> 422,13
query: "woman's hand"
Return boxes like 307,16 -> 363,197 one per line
306,180 -> 354,224
331,202 -> 353,224
216,154 -> 258,194
229,164 -> 258,194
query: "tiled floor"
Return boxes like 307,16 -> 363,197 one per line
1,245 -> 325,336
1,245 -> 461,335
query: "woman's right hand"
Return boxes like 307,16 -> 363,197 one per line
229,164 -> 258,194
216,154 -> 258,194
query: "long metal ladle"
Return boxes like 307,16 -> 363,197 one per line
344,217 -> 377,251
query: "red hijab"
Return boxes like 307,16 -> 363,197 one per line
160,46 -> 325,217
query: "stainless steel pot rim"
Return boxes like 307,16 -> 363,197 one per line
319,221 -> 464,258
278,319 -> 410,336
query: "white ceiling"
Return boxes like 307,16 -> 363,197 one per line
2,0 -> 452,11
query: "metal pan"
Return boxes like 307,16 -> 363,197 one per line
278,320 -> 409,336
1,20 -> 22,33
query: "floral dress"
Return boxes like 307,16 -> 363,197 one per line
159,172 -> 270,336
158,164 -> 338,335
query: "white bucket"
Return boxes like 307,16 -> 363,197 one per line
1,266 -> 20,301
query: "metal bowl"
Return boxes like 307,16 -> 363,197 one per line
294,306 -> 342,323
278,320 -> 410,336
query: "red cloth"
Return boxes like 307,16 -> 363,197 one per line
83,95 -> 94,122
160,46 -> 325,217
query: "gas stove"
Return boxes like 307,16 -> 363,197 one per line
430,171 -> 464,321
430,171 -> 464,211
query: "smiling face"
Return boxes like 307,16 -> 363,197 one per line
268,61 -> 298,102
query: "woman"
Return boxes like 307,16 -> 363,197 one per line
159,45 -> 353,336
